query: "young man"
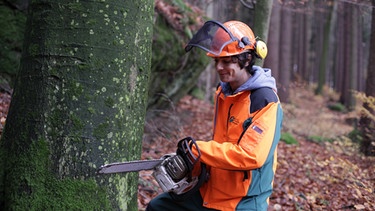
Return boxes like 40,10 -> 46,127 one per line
147,20 -> 283,211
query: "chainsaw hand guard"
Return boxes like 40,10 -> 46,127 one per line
176,137 -> 201,174
167,137 -> 207,201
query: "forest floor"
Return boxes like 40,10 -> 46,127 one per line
140,84 -> 375,211
0,84 -> 374,210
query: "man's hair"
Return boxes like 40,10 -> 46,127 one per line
234,51 -> 256,75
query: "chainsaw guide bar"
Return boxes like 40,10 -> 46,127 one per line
97,159 -> 164,174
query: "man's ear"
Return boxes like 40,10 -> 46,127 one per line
245,54 -> 252,66
245,61 -> 250,67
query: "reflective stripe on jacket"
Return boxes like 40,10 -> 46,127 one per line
194,85 -> 283,211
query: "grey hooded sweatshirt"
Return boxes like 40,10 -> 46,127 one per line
220,65 -> 277,96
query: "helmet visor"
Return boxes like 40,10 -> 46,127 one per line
185,20 -> 239,56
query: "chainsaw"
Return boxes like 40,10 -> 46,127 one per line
97,137 -> 207,200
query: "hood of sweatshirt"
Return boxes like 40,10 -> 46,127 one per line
220,65 -> 277,96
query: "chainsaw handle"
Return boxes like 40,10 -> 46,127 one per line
170,137 -> 207,201
176,136 -> 201,168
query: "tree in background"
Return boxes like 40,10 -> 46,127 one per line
253,0 -> 272,67
0,0 -> 154,210
0,0 -> 28,88
359,0 -> 375,156
277,2 -> 293,103
315,2 -> 336,95
338,2 -> 359,110
147,0 -> 209,110
264,0 -> 281,83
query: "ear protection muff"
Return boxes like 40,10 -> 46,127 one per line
255,40 -> 268,59
240,37 -> 268,59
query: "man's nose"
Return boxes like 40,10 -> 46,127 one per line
215,61 -> 224,70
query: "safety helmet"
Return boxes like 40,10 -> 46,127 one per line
185,20 -> 267,59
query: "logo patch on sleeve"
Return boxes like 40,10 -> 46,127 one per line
252,125 -> 263,134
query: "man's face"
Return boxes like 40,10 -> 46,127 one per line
214,56 -> 251,90
214,56 -> 243,82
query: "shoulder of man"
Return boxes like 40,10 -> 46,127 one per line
250,87 -> 278,113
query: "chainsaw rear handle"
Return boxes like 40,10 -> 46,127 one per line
170,137 -> 207,201
176,136 -> 201,172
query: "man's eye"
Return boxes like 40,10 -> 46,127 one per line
214,58 -> 231,64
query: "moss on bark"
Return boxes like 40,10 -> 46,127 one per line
0,0 -> 154,210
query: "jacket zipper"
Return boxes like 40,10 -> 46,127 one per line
212,90 -> 222,139
226,104 -> 234,138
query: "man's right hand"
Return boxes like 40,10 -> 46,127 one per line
165,155 -> 188,181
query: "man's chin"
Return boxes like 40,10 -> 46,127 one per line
219,76 -> 230,82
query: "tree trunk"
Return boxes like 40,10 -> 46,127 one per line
0,0 -> 154,210
278,3 -> 293,103
292,9 -> 305,83
334,2 -> 345,93
304,1 -> 314,83
359,0 -> 375,156
327,1 -> 338,88
315,3 -> 333,95
348,4 -> 359,110
253,0 -> 272,67
264,0 -> 281,81
339,2 -> 353,108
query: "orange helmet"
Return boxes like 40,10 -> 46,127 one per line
208,20 -> 256,57
185,20 -> 267,58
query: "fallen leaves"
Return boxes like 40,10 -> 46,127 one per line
272,140 -> 375,210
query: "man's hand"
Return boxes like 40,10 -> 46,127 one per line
165,155 -> 188,181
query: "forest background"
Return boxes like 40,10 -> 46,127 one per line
0,0 -> 374,210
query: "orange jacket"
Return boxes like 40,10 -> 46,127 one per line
193,78 -> 283,210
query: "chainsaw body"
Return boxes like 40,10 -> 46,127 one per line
152,154 -> 199,195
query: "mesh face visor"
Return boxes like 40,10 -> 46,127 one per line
185,20 -> 240,56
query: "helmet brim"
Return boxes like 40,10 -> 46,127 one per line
185,20 -> 240,57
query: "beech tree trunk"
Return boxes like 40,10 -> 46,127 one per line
0,0 -> 154,210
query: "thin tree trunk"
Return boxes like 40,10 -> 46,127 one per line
348,4 -> 359,110
305,1 -> 314,83
327,1 -> 338,88
278,3 -> 293,103
293,10 -> 306,83
315,3 -> 333,95
339,2 -> 352,106
264,0 -> 281,81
